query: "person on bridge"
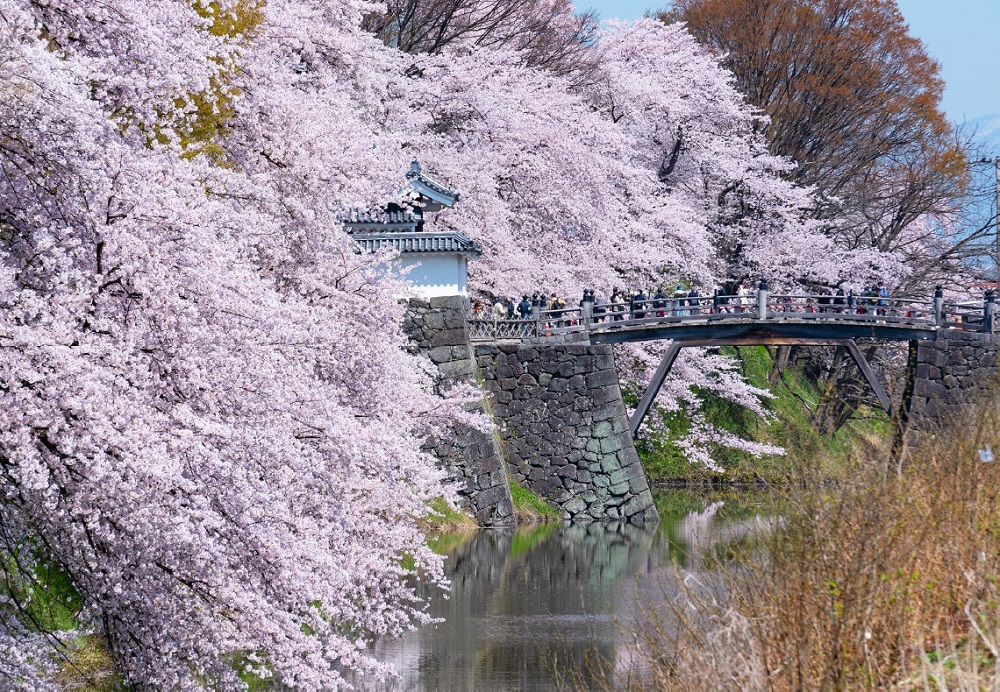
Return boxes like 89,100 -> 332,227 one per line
687,286 -> 701,315
736,283 -> 752,313
593,293 -> 607,323
817,291 -> 831,313
672,283 -> 687,316
834,287 -> 846,313
632,289 -> 647,319
492,297 -> 506,320
653,286 -> 667,317
611,287 -> 625,321
517,295 -> 532,319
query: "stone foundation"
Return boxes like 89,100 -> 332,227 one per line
905,330 -> 999,426
475,343 -> 658,524
404,297 -> 516,527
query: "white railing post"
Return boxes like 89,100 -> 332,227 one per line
933,285 -> 944,326
581,288 -> 594,332
757,279 -> 769,320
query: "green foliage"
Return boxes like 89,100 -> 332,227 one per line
142,1 -> 266,162
508,478 -> 560,520
1,550 -> 81,633
425,530 -> 476,557
637,346 -> 885,482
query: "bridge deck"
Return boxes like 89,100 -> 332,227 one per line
470,291 -> 995,345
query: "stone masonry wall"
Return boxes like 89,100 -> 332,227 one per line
475,342 -> 659,524
906,330 -> 998,425
403,297 -> 516,527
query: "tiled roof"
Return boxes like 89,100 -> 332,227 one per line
351,230 -> 482,258
341,207 -> 420,232
405,160 -> 460,207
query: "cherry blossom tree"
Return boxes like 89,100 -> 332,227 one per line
1,0 -> 466,687
1,0 -> 940,685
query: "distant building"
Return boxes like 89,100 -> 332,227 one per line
343,161 -> 482,298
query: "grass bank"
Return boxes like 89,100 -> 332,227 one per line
636,345 -> 888,483
626,383 -> 1000,689
508,477 -> 561,523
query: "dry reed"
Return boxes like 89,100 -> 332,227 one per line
620,387 -> 1000,690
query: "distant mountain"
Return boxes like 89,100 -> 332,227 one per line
964,114 -> 1000,156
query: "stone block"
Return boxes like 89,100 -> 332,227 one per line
600,455 -> 621,474
586,369 -> 619,388
444,312 -> 467,330
439,359 -> 474,378
430,329 -> 468,347
609,481 -> 630,496
424,311 -> 446,330
629,475 -> 649,494
622,494 -> 653,517
595,353 -> 615,370
473,484 -> 508,509
564,498 -> 587,515
600,436 -> 623,454
592,406 -> 617,423
592,420 -> 612,439
607,468 -> 631,486
428,345 -> 455,364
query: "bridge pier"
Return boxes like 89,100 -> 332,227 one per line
476,342 -> 659,524
404,297 -> 516,527
902,330 -> 999,428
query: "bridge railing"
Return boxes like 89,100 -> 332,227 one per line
764,295 -> 939,325
467,317 -> 538,340
466,288 -> 997,341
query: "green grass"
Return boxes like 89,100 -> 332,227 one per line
1,551 -> 82,633
418,496 -> 478,531
636,346 -> 889,482
53,635 -> 120,691
508,478 -> 560,520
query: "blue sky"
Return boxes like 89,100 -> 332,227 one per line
578,0 -> 1000,124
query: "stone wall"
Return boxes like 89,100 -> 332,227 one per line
403,297 -> 516,527
475,342 -> 659,524
905,330 -> 999,425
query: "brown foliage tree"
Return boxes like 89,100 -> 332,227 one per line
666,0 -> 988,434
666,0 -> 982,291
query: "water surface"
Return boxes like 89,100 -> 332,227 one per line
372,489 -> 774,690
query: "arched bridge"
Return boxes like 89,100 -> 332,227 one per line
469,284 -> 998,437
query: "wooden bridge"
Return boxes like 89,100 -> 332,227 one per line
468,283 -> 998,437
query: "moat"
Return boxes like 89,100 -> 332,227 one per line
371,488 -> 776,690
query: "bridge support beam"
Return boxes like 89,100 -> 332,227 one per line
843,339 -> 893,417
628,337 -> 894,439
629,342 -> 682,438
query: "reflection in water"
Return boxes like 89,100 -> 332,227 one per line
371,489 -> 773,691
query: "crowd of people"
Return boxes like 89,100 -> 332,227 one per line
470,282 -> 896,324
